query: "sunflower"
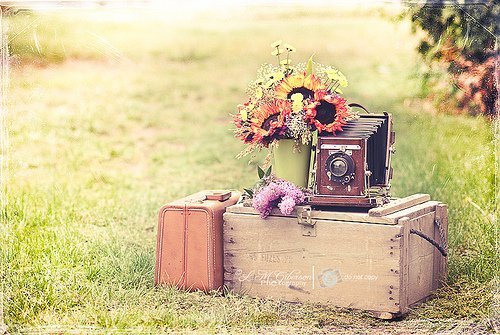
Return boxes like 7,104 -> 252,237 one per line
250,100 -> 291,146
233,114 -> 254,144
305,89 -> 350,133
233,101 -> 256,144
234,118 -> 255,144
274,73 -> 326,100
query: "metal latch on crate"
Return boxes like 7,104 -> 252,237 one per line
297,206 -> 316,237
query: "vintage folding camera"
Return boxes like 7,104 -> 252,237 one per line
307,112 -> 395,207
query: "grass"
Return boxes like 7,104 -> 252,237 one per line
2,5 -> 498,334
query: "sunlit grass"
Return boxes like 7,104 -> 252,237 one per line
2,6 -> 496,333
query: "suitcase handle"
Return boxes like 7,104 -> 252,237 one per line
206,191 -> 232,201
187,191 -> 232,203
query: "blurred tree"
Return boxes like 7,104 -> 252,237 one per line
405,1 -> 498,117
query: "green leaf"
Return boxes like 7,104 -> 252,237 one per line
265,165 -> 272,177
306,55 -> 314,76
257,166 -> 265,179
243,188 -> 254,197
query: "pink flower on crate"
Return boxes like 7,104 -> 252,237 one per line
278,196 -> 296,215
252,179 -> 306,218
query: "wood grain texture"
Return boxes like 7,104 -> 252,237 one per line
433,204 -> 449,290
398,217 -> 410,315
407,211 -> 437,305
223,212 -> 403,313
408,212 -> 437,261
223,197 -> 449,318
226,204 -> 397,225
368,194 -> 431,217
386,201 -> 439,221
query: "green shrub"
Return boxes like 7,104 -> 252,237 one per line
404,1 -> 498,116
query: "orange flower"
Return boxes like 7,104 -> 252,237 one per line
234,117 -> 255,144
274,73 -> 326,100
250,100 -> 291,145
305,90 -> 350,133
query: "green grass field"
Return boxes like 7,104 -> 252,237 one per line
2,6 -> 497,334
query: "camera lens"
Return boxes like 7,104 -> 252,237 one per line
325,152 -> 355,184
331,158 -> 348,177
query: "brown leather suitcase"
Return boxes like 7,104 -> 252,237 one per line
155,190 -> 240,291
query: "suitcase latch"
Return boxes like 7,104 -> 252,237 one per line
297,206 -> 316,237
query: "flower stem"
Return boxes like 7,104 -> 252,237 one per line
328,79 -> 339,92
286,51 -> 290,71
332,82 -> 340,92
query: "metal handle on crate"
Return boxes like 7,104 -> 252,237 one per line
297,206 -> 317,237
410,218 -> 448,257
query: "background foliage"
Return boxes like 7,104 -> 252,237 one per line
405,1 -> 498,117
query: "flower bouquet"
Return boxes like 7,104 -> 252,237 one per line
233,41 -> 358,217
233,40 -> 356,155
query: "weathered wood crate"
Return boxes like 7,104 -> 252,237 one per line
223,194 -> 448,319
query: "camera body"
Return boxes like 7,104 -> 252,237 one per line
308,113 -> 395,207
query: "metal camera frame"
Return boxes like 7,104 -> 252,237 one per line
307,107 -> 395,208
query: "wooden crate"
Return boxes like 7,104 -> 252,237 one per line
223,194 -> 448,319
